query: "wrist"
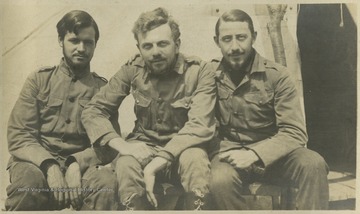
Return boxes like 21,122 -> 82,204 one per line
145,156 -> 169,174
65,156 -> 76,167
108,137 -> 127,153
40,159 -> 59,175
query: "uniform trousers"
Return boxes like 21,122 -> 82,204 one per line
210,147 -> 329,210
114,144 -> 210,207
5,161 -> 118,210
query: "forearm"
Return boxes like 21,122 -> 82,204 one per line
246,131 -> 305,167
81,69 -> 130,145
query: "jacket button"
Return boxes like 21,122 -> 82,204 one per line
157,118 -> 162,123
157,97 -> 163,102
69,97 -> 75,102
185,103 -> 189,107
259,101 -> 263,104
65,118 -> 71,124
136,100 -> 139,104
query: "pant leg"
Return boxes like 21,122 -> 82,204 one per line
209,154 -> 251,210
176,147 -> 212,210
114,155 -> 146,203
264,147 -> 329,210
80,165 -> 118,210
177,147 -> 210,194
5,162 -> 50,211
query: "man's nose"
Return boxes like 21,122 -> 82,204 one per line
230,39 -> 241,52
151,45 -> 161,57
77,42 -> 85,52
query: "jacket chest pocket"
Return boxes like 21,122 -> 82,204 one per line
170,97 -> 191,130
133,91 -> 152,129
37,94 -> 63,133
78,98 -> 91,134
216,86 -> 231,126
243,91 -> 275,129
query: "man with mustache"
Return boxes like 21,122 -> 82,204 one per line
6,10 -> 118,210
81,7 -> 216,210
209,9 -> 329,210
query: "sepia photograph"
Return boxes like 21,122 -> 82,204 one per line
0,0 -> 357,212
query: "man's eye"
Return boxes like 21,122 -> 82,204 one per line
84,40 -> 95,46
221,37 -> 232,42
237,35 -> 247,41
142,44 -> 152,50
158,41 -> 169,47
69,39 -> 79,44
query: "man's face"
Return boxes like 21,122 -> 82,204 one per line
137,24 -> 180,75
59,26 -> 96,69
215,21 -> 256,70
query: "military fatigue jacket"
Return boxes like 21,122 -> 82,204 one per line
7,59 -> 110,172
211,51 -> 308,166
82,53 -> 216,161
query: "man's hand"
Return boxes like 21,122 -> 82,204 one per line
143,157 -> 169,208
109,138 -> 154,165
65,162 -> 82,210
47,164 -> 70,210
219,149 -> 259,170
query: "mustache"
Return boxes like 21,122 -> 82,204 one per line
73,53 -> 88,58
228,50 -> 243,56
150,57 -> 166,62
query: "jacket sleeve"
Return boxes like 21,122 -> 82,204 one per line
158,62 -> 217,160
7,72 -> 55,167
67,76 -> 120,174
246,70 -> 308,167
68,145 -> 118,174
81,66 -> 131,147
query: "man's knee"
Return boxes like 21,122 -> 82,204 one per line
210,162 -> 242,192
287,148 -> 329,176
178,147 -> 209,168
81,166 -> 118,210
83,166 -> 117,190
8,162 -> 47,189
6,162 -> 49,211
114,155 -> 141,174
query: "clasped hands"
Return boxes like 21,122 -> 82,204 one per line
46,161 -> 82,210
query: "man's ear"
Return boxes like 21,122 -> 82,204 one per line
58,37 -> 63,47
252,31 -> 257,44
175,38 -> 181,53
214,36 -> 220,48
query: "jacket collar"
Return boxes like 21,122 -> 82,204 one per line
59,58 -> 91,80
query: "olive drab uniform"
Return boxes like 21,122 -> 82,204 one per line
81,53 -> 216,210
6,59 -> 119,211
209,51 -> 329,210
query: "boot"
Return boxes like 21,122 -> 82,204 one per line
184,189 -> 212,210
121,193 -> 154,210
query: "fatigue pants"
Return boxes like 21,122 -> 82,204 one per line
114,145 -> 210,208
5,161 -> 118,211
210,147 -> 329,210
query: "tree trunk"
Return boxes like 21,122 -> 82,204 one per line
267,4 -> 287,66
